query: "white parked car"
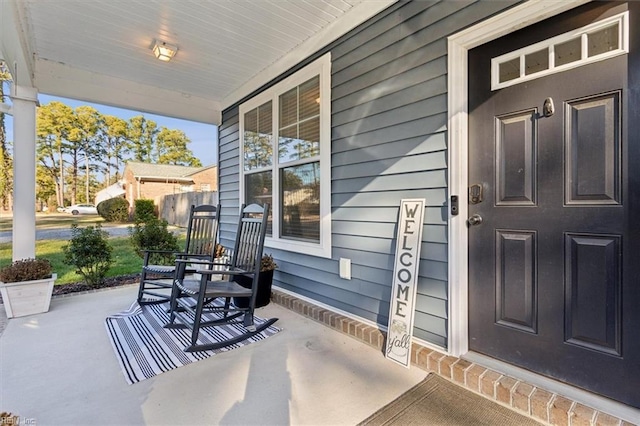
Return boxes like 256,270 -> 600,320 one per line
64,204 -> 98,215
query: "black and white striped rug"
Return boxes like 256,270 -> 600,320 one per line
105,299 -> 281,384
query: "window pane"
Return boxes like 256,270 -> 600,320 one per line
278,124 -> 297,162
281,162 -> 320,242
298,118 -> 320,156
555,38 -> 581,66
299,76 -> 320,120
244,101 -> 272,171
245,171 -> 273,235
525,48 -> 548,75
259,103 -> 272,135
588,23 -> 619,57
278,117 -> 319,163
499,58 -> 520,83
245,108 -> 257,133
280,88 -> 297,128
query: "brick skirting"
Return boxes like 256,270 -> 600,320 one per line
271,289 -> 635,426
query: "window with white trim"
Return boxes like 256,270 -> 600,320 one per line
240,53 -> 332,258
492,12 -> 628,90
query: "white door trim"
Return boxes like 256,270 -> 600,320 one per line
446,0 -> 591,357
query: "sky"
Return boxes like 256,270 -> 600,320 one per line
4,94 -> 219,167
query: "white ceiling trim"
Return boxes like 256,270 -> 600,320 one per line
0,0 -> 33,87
221,0 -> 396,109
35,59 -> 221,125
2,0 -> 397,123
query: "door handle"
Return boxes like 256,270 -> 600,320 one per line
468,214 -> 483,226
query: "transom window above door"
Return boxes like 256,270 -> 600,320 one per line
239,53 -> 332,258
491,11 -> 628,90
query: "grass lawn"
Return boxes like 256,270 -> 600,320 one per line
0,213 -> 187,285
0,237 -> 144,285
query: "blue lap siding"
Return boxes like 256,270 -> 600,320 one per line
219,0 -> 519,348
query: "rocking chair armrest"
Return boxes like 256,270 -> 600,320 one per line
192,266 -> 252,277
174,259 -> 231,278
174,259 -> 250,276
173,252 -> 212,260
174,258 -> 229,267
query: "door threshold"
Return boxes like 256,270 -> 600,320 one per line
463,352 -> 640,424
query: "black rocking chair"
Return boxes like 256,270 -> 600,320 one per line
165,203 -> 277,352
136,204 -> 221,305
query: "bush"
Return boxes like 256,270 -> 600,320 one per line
0,258 -> 53,283
97,197 -> 129,222
62,224 -> 113,286
134,199 -> 156,222
128,217 -> 180,265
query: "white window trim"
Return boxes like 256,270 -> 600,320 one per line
491,11 -> 628,90
239,53 -> 332,258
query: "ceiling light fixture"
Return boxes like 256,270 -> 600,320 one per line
152,40 -> 178,62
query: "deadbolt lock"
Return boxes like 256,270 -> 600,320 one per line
469,184 -> 483,204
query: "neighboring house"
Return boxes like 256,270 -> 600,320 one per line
122,161 -> 217,209
217,0 -> 640,420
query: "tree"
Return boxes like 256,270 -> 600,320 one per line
37,101 -> 75,208
98,115 -> 129,184
156,127 -> 202,166
128,115 -> 158,162
0,63 -> 12,210
36,165 -> 56,208
68,106 -> 100,203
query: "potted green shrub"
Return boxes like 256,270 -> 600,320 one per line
233,254 -> 277,308
0,258 -> 57,318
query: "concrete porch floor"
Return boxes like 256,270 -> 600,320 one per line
2,284 -> 637,426
0,285 -> 426,426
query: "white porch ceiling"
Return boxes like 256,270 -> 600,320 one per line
0,0 -> 395,125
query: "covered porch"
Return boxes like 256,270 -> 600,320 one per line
2,0 -> 640,424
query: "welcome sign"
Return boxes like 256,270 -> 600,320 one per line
386,198 -> 425,368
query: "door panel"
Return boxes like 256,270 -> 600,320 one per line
495,110 -> 537,205
565,91 -> 621,205
564,233 -> 621,356
468,1 -> 639,408
495,230 -> 537,333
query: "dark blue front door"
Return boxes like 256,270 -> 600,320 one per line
468,1 -> 639,408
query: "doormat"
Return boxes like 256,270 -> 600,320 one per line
358,374 -> 542,425
105,299 -> 280,384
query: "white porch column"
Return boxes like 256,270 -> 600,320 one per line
11,85 -> 38,261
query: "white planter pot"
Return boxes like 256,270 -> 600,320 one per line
0,273 -> 57,318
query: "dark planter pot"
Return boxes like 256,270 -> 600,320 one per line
233,269 -> 274,308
